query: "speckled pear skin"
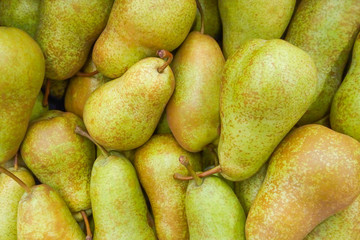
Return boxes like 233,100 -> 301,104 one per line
0,0 -> 40,38
20,110 -> 95,212
305,194 -> 360,240
155,112 -> 172,134
186,176 -> 245,240
30,92 -> 48,122
286,0 -> 360,125
0,167 -> 35,240
17,184 -> 85,240
91,153 -> 156,240
0,27 -> 45,164
330,34 -> 360,141
134,134 -> 201,240
192,0 -> 221,39
245,124 -> 360,240
35,0 -> 113,81
83,58 -> 175,151
167,32 -> 224,152
92,0 -> 196,78
218,39 -> 319,181
234,163 -> 267,215
218,0 -> 295,58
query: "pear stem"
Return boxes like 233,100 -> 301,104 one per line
42,79 -> 51,107
206,144 -> 219,166
157,50 -> 173,73
14,152 -> 18,170
179,156 -> 203,186
174,165 -> 222,181
81,211 -> 92,240
0,167 -> 31,194
195,0 -> 205,34
76,70 -> 99,77
74,126 -> 109,158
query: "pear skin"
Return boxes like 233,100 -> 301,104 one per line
30,92 -> 48,122
156,111 -> 172,134
246,124 -> 360,240
192,0 -> 221,39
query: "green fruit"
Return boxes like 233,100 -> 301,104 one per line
0,27 -> 45,164
155,112 -> 172,134
30,92 -> 48,122
246,124 -> 360,240
92,0 -> 196,78
286,0 -> 360,125
192,0 -> 221,39
218,39 -> 319,181
219,0 -> 295,58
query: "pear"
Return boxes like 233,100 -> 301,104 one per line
0,27 -> 45,164
218,39 -> 319,181
0,167 -> 35,239
20,110 -> 95,212
35,0 -> 113,81
218,0 -> 295,58
48,79 -> 68,100
286,0 -> 360,125
192,0 -> 221,39
246,124 -> 360,240
0,0 -> 40,38
92,0 -> 196,78
155,111 -> 172,134
83,55 -> 175,151
134,134 -> 201,240
30,92 -> 48,122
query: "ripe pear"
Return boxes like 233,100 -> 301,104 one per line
219,0 -> 295,58
83,57 -> 175,151
246,124 -> 360,240
218,39 -> 319,181
167,31 -> 224,152
286,0 -> 360,125
134,134 -> 201,240
192,0 -> 221,39
330,33 -> 360,141
30,92 -> 48,122
0,167 -> 35,239
20,110 -> 95,212
0,0 -> 40,38
0,27 -> 45,164
92,0 -> 196,78
156,112 -> 172,134
35,0 -> 113,81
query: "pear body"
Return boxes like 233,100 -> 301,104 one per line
17,184 -> 85,240
0,27 -> 45,164
30,92 -> 48,122
35,0 -> 113,80
93,0 -> 196,78
21,110 -> 95,212
219,39 -> 319,181
192,0 -> 221,39
91,153 -> 156,240
49,79 -> 68,99
156,112 -> 172,134
286,0 -> 360,125
167,31 -> 224,152
246,124 -> 360,240
134,134 -> 201,240
83,58 -> 175,151
219,0 -> 295,58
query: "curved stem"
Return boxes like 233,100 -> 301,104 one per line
174,165 -> 222,181
81,211 -> 92,240
206,144 -> 219,166
76,70 -> 99,77
74,126 -> 109,158
42,79 -> 51,107
157,50 -> 173,73
0,167 -> 31,194
14,152 -> 18,170
195,0 -> 204,34
179,156 -> 203,186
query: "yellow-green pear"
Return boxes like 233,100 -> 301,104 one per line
30,92 -> 48,122
192,0 -> 221,39
155,111 -> 172,134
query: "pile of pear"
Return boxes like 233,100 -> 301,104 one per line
2,0 -> 360,239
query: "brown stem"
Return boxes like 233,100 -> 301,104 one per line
81,211 -> 92,240
173,165 -> 222,181
206,144 -> 219,166
74,126 -> 109,158
157,50 -> 173,73
195,0 -> 205,34
0,167 -> 31,194
179,156 -> 203,186
76,70 -> 99,77
14,152 -> 18,170
42,79 -> 51,107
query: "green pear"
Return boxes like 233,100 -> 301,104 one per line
0,27 -> 45,164
219,0 -> 295,58
192,0 -> 221,39
330,33 -> 360,141
218,39 -> 319,181
91,152 -> 156,240
156,111 -> 172,134
35,0 -> 113,80
48,79 -> 68,100
92,0 -> 196,78
20,110 -> 95,212
0,0 -> 40,38
0,167 -> 35,239
167,31 -> 224,152
286,0 -> 360,125
134,134 -> 201,240
83,56 -> 175,151
246,124 -> 360,240
30,92 -> 48,122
